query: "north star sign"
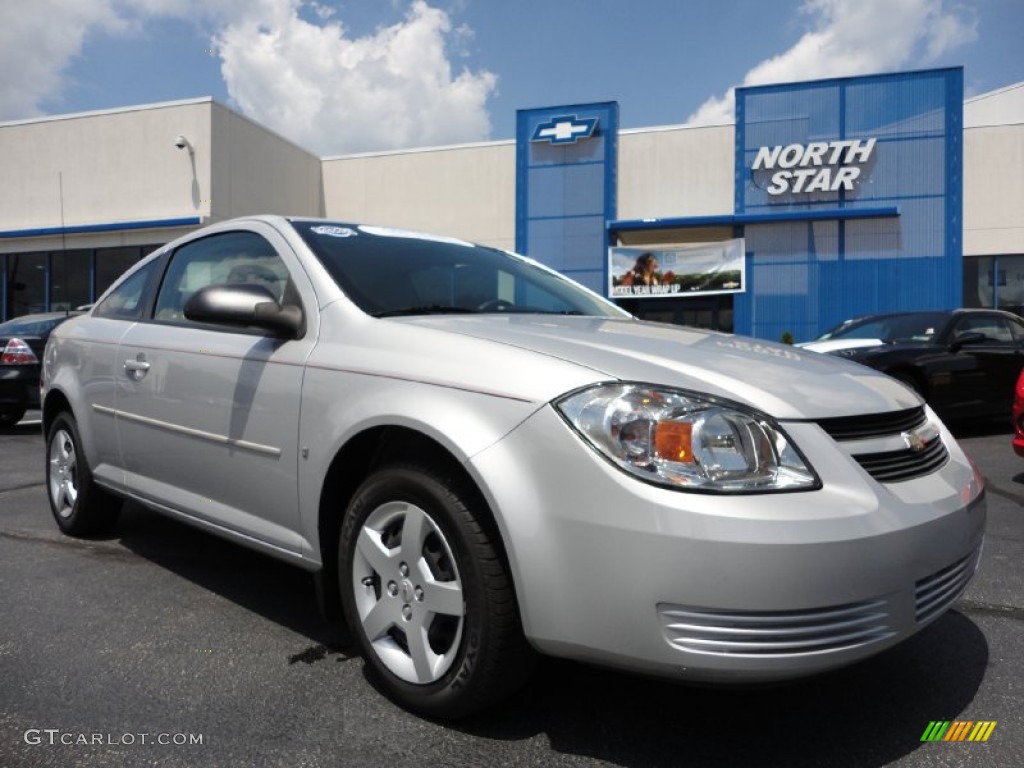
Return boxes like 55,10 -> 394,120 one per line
752,138 -> 877,195
531,115 -> 598,144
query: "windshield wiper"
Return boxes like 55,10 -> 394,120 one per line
372,305 -> 480,318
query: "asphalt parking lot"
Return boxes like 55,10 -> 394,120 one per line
1,411 -> 1022,768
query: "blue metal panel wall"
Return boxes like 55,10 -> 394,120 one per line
516,103 -> 618,293
734,69 -> 963,341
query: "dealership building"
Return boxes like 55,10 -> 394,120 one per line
1,67 -> 1021,341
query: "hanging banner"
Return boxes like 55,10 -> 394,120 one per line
609,239 -> 746,298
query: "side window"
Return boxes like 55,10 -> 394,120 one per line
987,318 -> 1014,342
93,260 -> 159,320
953,316 -> 1011,342
1009,318 -> 1024,342
154,231 -> 294,325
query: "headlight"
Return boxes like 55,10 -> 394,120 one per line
555,383 -> 819,493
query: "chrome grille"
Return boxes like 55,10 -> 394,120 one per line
915,545 -> 983,624
815,406 -> 926,441
852,437 -> 949,483
658,601 -> 895,657
813,406 -> 949,483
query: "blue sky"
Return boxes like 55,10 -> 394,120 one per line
1,0 -> 1021,155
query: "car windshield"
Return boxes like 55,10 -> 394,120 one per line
817,312 -> 949,343
292,221 -> 628,319
0,315 -> 67,337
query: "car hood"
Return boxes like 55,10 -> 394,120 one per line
395,315 -> 919,420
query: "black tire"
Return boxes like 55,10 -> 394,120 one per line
338,464 -> 534,718
45,412 -> 120,536
0,407 -> 26,428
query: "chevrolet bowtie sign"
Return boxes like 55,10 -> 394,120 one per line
531,115 -> 598,144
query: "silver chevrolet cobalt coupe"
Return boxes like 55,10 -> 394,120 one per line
43,216 -> 986,718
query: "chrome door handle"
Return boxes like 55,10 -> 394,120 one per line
124,355 -> 150,381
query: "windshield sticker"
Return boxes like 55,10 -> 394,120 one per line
358,225 -> 474,247
310,225 -> 358,238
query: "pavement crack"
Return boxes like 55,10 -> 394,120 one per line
985,483 -> 1024,506
955,598 -> 1024,622
0,481 -> 46,496
0,528 -> 133,558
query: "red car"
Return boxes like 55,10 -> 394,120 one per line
1014,369 -> 1024,457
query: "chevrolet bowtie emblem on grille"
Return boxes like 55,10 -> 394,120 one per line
902,423 -> 940,452
531,114 -> 598,144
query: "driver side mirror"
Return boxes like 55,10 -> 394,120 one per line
184,284 -> 304,339
948,331 -> 987,353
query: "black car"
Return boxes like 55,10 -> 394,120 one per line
803,309 -> 1024,421
0,313 -> 78,427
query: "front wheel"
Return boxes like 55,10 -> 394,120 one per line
338,464 -> 533,718
46,412 -> 120,536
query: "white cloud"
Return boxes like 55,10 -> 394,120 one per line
216,0 -> 497,154
687,0 -> 978,126
0,0 -> 125,120
0,0 -> 496,154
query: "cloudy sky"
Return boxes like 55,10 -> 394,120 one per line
1,0 -> 1020,155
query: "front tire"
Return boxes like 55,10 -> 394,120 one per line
46,412 -> 120,536
338,464 -> 533,718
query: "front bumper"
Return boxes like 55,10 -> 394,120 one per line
468,405 -> 986,683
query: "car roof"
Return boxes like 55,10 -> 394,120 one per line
836,308 -> 1020,325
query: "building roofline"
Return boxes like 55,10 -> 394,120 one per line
321,137 -> 515,161
965,80 -> 1024,104
0,97 -> 214,129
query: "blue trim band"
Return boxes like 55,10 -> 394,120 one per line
0,216 -> 201,239
608,206 -> 899,233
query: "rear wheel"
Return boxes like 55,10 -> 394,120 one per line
338,464 -> 533,718
46,412 -> 120,536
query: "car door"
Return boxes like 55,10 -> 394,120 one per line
114,224 -> 317,555
945,314 -> 1023,414
70,258 -> 165,490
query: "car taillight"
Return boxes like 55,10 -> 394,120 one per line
1,338 -> 38,365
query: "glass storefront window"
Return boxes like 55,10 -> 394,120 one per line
617,295 -> 735,332
6,252 -> 48,317
49,250 -> 93,311
96,246 -> 143,297
1,245 -> 159,320
994,255 -> 1024,316
965,255 -> 1024,317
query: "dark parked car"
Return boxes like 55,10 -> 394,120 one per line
1014,369 -> 1024,457
0,313 -> 77,426
801,309 -> 1024,422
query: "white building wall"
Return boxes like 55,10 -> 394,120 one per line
321,142 -> 516,250
963,123 -> 1024,257
0,99 -> 213,252
617,124 -> 734,221
209,104 -> 323,222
